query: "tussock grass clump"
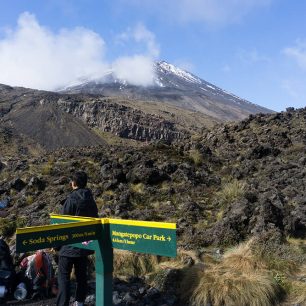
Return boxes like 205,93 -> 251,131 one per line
26,195 -> 34,205
130,183 -> 145,194
113,249 -> 199,278
190,268 -> 279,306
287,280 -> 306,305
181,242 -> 282,306
41,160 -> 54,175
158,249 -> 202,270
223,242 -> 267,272
113,250 -> 159,277
189,149 -> 203,166
217,179 -> 246,207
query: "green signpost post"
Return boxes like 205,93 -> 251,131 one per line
16,214 -> 176,306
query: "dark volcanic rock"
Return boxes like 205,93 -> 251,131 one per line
127,166 -> 169,185
248,144 -> 281,159
178,201 -> 202,223
0,161 -> 5,171
205,198 -> 254,245
160,162 -> 178,174
101,163 -> 126,183
1,105 -> 306,254
10,178 -> 26,191
28,177 -> 46,191
290,203 -> 306,238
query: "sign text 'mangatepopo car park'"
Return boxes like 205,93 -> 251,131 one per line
109,219 -> 176,257
15,214 -> 176,306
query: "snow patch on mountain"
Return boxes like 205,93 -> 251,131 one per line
206,84 -> 216,90
157,61 -> 202,85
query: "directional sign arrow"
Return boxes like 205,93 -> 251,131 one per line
16,220 -> 101,253
167,236 -> 171,241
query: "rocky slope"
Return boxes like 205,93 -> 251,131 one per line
0,84 -> 219,151
0,107 -> 305,243
0,107 -> 305,305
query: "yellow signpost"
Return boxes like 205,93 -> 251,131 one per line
16,214 -> 176,306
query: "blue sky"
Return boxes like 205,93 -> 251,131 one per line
0,0 -> 306,111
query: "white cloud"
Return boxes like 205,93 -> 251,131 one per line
0,12 -> 158,90
123,0 -> 272,26
113,55 -> 154,86
116,23 -> 160,58
0,12 -> 107,90
112,23 -> 160,86
283,40 -> 306,70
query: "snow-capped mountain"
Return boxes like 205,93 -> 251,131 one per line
61,61 -> 273,121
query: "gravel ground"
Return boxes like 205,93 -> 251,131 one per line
5,298 -> 56,306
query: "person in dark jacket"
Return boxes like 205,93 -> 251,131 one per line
56,171 -> 98,306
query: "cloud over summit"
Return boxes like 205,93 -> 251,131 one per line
0,12 -> 158,90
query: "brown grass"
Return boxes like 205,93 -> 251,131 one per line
190,269 -> 280,306
130,183 -> 145,194
287,280 -> 306,305
113,250 -> 159,277
217,179 -> 246,207
223,242 -> 267,272
189,149 -> 203,166
181,242 -> 281,306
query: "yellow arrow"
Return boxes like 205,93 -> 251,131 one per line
22,240 -> 28,245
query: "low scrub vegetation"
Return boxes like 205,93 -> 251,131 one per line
216,179 -> 246,207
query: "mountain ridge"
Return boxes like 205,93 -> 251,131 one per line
0,84 -> 218,152
61,61 -> 273,121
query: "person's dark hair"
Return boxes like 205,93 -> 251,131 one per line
71,171 -> 87,188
